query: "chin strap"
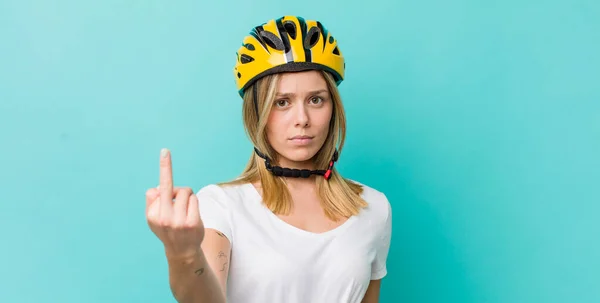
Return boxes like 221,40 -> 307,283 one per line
254,147 -> 338,180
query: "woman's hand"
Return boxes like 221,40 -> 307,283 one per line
146,148 -> 205,261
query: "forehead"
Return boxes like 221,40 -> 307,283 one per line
276,70 -> 328,94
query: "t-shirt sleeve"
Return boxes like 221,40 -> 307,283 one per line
195,184 -> 233,243
371,197 -> 392,280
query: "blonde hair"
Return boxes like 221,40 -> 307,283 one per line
219,70 -> 367,221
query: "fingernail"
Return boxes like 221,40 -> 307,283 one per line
161,148 -> 169,158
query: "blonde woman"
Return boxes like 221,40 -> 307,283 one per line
146,15 -> 392,303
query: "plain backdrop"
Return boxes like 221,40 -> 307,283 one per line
1,0 -> 599,302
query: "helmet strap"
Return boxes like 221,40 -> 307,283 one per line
254,147 -> 338,180
252,82 -> 259,120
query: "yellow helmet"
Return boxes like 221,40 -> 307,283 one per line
233,16 -> 345,97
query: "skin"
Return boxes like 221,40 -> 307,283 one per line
266,70 -> 333,174
145,70 -> 381,303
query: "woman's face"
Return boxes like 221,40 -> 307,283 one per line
266,70 -> 333,170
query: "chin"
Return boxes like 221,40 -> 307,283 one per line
282,148 -> 317,162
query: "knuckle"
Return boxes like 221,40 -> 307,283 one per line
171,220 -> 185,230
184,221 -> 199,229
146,188 -> 158,198
158,217 -> 172,227
177,187 -> 193,198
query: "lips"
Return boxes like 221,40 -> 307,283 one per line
290,135 -> 314,140
289,135 -> 314,146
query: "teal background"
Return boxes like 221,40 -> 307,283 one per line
1,0 -> 598,302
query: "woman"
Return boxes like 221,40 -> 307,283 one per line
146,15 -> 392,303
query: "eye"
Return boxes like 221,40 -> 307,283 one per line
275,99 -> 289,107
309,96 -> 323,104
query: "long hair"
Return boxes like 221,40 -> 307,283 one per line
219,70 -> 367,221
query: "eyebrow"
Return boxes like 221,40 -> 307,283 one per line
275,89 -> 328,97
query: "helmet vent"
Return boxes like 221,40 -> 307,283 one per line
244,43 -> 255,51
283,21 -> 297,40
304,27 -> 321,49
240,54 -> 255,64
333,46 -> 340,55
259,31 -> 285,51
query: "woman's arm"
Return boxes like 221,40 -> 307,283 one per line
361,279 -> 382,303
167,229 -> 231,303
200,228 -> 231,296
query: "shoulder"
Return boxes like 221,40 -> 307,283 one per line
350,179 -> 392,222
195,182 -> 249,208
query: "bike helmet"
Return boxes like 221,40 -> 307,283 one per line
233,15 -> 345,97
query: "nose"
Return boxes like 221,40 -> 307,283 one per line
294,102 -> 309,127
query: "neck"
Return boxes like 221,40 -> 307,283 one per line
271,157 -> 319,188
282,175 -> 318,190
276,159 -> 316,171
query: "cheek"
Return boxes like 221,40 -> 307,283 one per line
316,109 -> 333,132
266,113 -> 284,142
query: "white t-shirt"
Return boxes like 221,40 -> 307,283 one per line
195,181 -> 392,303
